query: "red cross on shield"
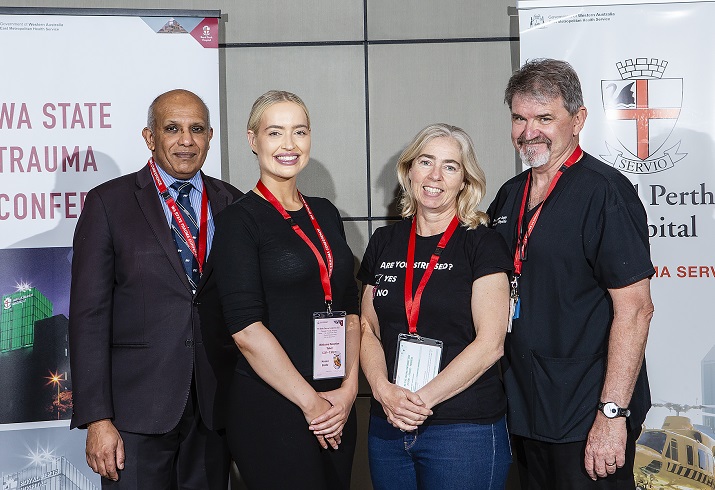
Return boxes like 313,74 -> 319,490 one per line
601,78 -> 682,160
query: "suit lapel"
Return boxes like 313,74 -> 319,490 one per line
135,165 -> 193,292
204,173 -> 233,216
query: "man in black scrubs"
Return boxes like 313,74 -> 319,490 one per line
487,59 -> 655,489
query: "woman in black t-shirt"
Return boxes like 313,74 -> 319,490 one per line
211,91 -> 360,489
358,124 -> 512,490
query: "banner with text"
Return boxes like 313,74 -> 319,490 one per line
0,10 -> 220,488
518,0 -> 715,487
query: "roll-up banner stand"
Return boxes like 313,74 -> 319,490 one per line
517,1 -> 715,487
0,8 -> 220,487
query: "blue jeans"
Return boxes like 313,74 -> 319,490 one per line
368,415 -> 512,490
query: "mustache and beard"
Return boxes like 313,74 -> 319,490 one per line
517,136 -> 551,168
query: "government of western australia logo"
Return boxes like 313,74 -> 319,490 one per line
600,58 -> 686,174
529,14 -> 545,28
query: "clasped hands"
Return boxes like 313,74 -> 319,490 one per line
306,387 -> 355,450
374,380 -> 433,431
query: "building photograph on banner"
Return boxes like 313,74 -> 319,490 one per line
0,8 -> 220,488
518,0 -> 715,488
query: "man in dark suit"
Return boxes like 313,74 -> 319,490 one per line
69,89 -> 242,489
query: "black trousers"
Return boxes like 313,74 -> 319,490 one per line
102,381 -> 231,490
227,373 -> 357,490
512,429 -> 639,490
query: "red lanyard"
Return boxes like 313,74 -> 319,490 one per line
148,158 -> 209,274
255,180 -> 334,309
513,146 -> 582,275
404,215 -> 460,334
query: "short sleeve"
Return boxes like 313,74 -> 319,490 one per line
468,227 -> 513,282
585,178 -> 654,288
211,203 -> 265,335
357,228 -> 382,286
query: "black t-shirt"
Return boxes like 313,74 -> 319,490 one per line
487,151 -> 655,442
211,191 -> 359,378
358,218 -> 512,424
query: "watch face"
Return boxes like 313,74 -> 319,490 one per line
603,402 -> 619,418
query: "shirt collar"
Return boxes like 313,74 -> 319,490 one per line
153,162 -> 204,192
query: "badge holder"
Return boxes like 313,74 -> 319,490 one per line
393,333 -> 443,392
508,274 -> 520,333
312,309 -> 347,380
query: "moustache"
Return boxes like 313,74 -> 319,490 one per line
517,136 -> 551,146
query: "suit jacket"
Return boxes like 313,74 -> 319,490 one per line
69,165 -> 242,434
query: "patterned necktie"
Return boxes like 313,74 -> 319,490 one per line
170,181 -> 200,291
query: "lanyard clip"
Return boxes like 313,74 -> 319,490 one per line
518,239 -> 528,261
325,300 -> 332,314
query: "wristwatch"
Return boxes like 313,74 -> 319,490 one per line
598,401 -> 630,418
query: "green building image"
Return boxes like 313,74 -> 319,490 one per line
0,287 -> 53,353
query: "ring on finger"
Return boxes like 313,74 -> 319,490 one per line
606,461 -> 616,466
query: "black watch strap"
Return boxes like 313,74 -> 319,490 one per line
598,401 -> 630,418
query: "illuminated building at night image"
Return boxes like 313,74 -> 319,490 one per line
0,283 -> 72,423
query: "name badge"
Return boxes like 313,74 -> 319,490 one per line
313,310 -> 346,380
393,333 -> 443,392
507,275 -> 520,333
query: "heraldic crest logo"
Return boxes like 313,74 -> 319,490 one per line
600,58 -> 686,174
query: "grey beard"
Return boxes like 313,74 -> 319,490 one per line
519,147 -> 550,168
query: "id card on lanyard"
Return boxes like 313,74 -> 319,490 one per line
509,145 -> 582,332
393,215 -> 459,391
255,181 -> 346,380
394,333 -> 442,392
313,311 -> 346,379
